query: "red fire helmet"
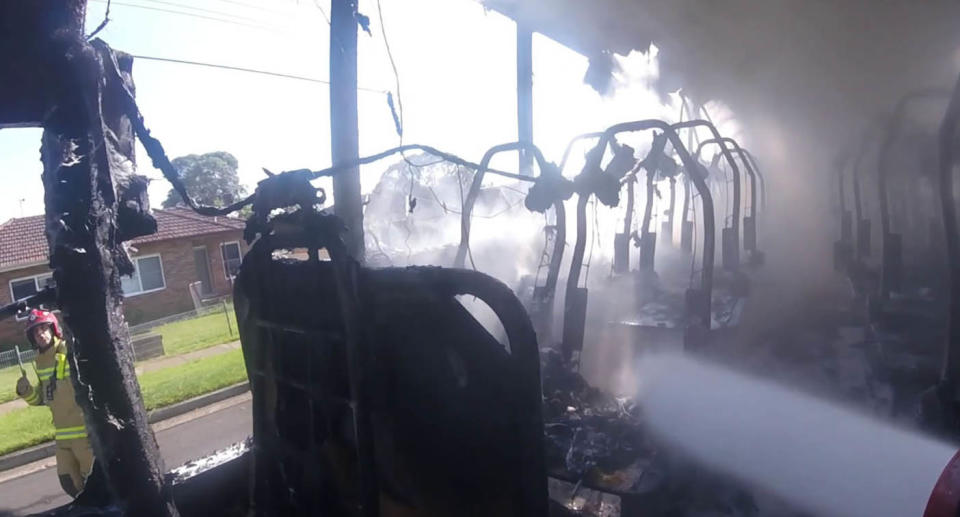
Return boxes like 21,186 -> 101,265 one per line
24,309 -> 63,342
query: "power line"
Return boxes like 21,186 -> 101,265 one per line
214,0 -> 289,13
130,54 -> 388,94
377,0 -> 402,133
87,0 -> 112,39
311,0 -> 332,25
89,0 -> 284,33
136,0 -> 265,24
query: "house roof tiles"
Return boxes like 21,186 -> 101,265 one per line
0,207 -> 245,269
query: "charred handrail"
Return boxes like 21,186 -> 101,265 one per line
623,174 -> 635,235
453,141 -> 555,268
938,75 -> 960,386
836,150 -> 852,239
677,122 -> 743,233
559,132 -> 604,173
718,138 -> 758,222
878,88 -> 951,299
541,200 -> 567,303
741,149 -> 767,211
566,120 -> 716,331
0,287 -> 56,321
838,155 -> 847,216
850,129 -> 877,258
688,131 -> 744,237
637,135 -> 668,243
679,98 -> 703,225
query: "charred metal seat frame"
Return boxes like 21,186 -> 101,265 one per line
852,131 -> 877,261
238,189 -> 548,515
877,89 -> 951,301
688,131 -> 752,270
633,133 -> 669,272
918,75 -> 960,435
454,142 -> 571,342
834,152 -> 854,272
562,120 -> 717,361
678,122 -> 746,271
717,137 -> 763,263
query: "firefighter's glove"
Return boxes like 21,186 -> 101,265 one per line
16,375 -> 31,397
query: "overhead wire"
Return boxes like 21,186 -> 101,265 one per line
214,0 -> 285,12
87,0 -> 112,39
310,0 -> 332,24
135,0 -> 266,23
106,10 -> 524,241
363,0 -> 440,220
377,0 -> 403,139
374,0 -> 425,178
130,54 -> 388,93
89,0 -> 286,33
456,165 -> 477,270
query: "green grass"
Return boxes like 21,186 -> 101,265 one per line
0,305 -> 240,406
139,348 -> 247,410
0,365 -> 23,405
0,349 -> 248,456
150,304 -> 239,356
0,405 -> 54,456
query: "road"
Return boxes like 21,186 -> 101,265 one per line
0,394 -> 252,516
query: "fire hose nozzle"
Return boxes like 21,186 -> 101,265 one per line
925,449 -> 960,517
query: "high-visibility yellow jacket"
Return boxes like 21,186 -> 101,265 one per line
19,338 -> 87,441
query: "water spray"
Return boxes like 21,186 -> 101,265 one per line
638,353 -> 960,517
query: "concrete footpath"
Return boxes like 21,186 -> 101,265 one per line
0,390 -> 253,516
0,341 -> 241,417
0,381 -> 250,474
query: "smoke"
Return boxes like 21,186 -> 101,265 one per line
363,154 -> 547,341
636,352 -> 958,517
495,1 -> 960,353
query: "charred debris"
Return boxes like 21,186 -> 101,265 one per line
3,2 -> 960,517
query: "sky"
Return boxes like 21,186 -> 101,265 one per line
0,0 -> 740,223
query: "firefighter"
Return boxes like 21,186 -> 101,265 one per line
14,309 -> 94,497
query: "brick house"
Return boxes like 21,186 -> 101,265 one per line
0,208 -> 247,346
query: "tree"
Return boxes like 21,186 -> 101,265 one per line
162,151 -> 246,209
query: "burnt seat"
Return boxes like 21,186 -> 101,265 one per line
234,238 -> 547,517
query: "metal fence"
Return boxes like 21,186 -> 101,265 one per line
128,299 -> 232,335
1,298 -> 234,369
0,347 -> 36,370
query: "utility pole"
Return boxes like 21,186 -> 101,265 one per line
330,0 -> 364,261
517,21 -> 533,176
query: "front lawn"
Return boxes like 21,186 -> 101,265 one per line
150,304 -> 239,356
0,348 -> 247,457
0,365 -> 22,405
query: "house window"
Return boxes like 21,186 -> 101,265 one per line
221,241 -> 242,279
9,273 -> 54,319
121,255 -> 166,296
